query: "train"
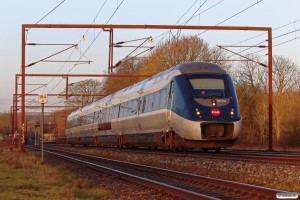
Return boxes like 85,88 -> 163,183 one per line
66,61 -> 242,152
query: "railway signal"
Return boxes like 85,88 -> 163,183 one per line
38,94 -> 47,163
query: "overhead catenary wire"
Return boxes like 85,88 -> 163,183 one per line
225,25 -> 300,60
113,0 -> 211,67
25,0 -> 110,108
273,28 -> 300,40
20,0 -> 270,106
181,0 -> 225,26
39,0 -> 110,94
82,0 -> 109,40
144,0 -> 261,69
25,0 -> 67,40
23,0 -> 68,108
175,0 -> 199,25
66,0 -> 126,74
232,18 -> 300,46
250,35 -> 300,56
151,0 -> 262,59
221,19 -> 300,63
113,36 -> 154,67
273,36 -> 300,47
35,0 -> 67,25
25,1 -> 297,109
153,0 -> 223,43
126,0 -> 224,68
174,0 -> 208,38
209,14 -> 300,62
182,0 -> 208,26
46,0 -> 126,95
197,0 -> 263,36
41,0 -> 110,95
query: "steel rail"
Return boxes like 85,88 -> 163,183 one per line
199,151 -> 300,165
48,144 -> 300,166
39,147 -> 285,199
102,147 -> 300,166
36,147 -> 217,200
63,149 -> 284,198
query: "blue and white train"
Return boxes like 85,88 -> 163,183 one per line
66,61 -> 242,151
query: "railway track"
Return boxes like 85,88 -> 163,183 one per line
29,146 -> 285,200
198,150 -> 300,166
50,144 -> 300,166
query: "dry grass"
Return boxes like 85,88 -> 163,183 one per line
0,140 -> 110,200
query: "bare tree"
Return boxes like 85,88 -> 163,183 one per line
101,59 -> 143,95
100,35 -> 228,96
234,55 -> 268,147
273,55 -> 299,95
0,112 -> 11,135
235,55 -> 267,91
233,55 -> 300,149
272,56 -> 300,141
63,79 -> 104,107
137,35 -> 227,75
253,93 -> 268,145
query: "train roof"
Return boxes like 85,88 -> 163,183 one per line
175,61 -> 227,75
67,61 -> 227,119
123,61 -> 227,92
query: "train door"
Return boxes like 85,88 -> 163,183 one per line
166,81 -> 174,125
136,96 -> 143,131
92,111 -> 97,144
128,99 -> 140,132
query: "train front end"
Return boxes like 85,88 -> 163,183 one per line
169,62 -> 242,149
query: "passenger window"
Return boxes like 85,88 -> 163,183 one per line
152,92 -> 160,111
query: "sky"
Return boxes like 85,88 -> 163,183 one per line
1,0 -> 300,113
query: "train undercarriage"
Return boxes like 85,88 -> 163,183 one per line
67,130 -> 237,153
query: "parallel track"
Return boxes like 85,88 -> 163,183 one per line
29,146 -> 285,200
197,151 -> 300,166
51,144 -> 300,166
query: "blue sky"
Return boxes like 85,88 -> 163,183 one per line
1,0 -> 300,112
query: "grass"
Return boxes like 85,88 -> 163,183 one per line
0,140 -> 110,200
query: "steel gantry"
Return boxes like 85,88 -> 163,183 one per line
18,24 -> 273,151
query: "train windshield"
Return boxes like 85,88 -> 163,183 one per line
187,74 -> 226,99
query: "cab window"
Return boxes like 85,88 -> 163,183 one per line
187,75 -> 227,99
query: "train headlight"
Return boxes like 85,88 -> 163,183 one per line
230,108 -> 234,118
195,108 -> 202,118
212,99 -> 217,107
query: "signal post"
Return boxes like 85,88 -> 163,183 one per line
38,94 -> 48,163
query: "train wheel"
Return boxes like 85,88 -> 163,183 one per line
214,148 -> 221,153
169,143 -> 184,152
169,144 -> 176,151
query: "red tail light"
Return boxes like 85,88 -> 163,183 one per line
211,109 -> 221,117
